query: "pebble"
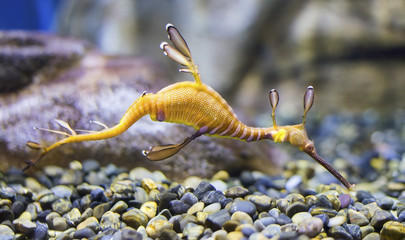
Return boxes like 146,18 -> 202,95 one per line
348,208 -> 370,226
73,227 -> 96,239
200,190 -> 225,205
224,186 -> 249,198
339,194 -> 352,208
203,202 -> 221,213
360,225 -> 375,238
297,217 -> 323,238
291,212 -> 312,224
100,211 -> 121,230
13,218 -> 36,233
345,224 -> 362,240
327,215 -> 347,227
180,192 -> 198,206
51,199 -> 72,215
193,181 -> 216,200
363,232 -> 382,240
228,200 -> 257,216
183,222 -> 204,239
206,209 -> 231,231
276,213 -> 292,225
145,219 -> 173,238
77,217 -> 100,232
370,209 -> 392,230
0,224 -> 15,235
52,216 -> 68,231
380,221 -> 405,240
122,209 -> 148,229
328,225 -> 353,239
140,201 -> 158,219
246,194 -> 275,212
110,200 -> 128,213
187,202 -> 204,215
286,202 -> 307,218
231,211 -> 253,225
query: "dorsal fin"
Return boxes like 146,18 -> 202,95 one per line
161,23 -> 201,86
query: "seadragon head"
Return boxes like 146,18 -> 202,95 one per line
268,87 -> 354,190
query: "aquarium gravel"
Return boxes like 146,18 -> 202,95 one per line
1,159 -> 405,240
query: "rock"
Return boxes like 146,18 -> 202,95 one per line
180,192 -> 198,206
193,181 -> 216,200
200,191 -> 226,205
203,203 -> 221,214
187,202 -> 204,215
13,218 -> 36,234
177,214 -> 198,232
286,202 -> 307,218
310,207 -> 338,217
360,225 -> 375,238
77,216 -> 100,232
146,219 -> 173,238
100,211 -> 121,230
262,224 -> 281,238
212,170 -> 230,181
356,191 -> 375,203
339,194 -> 352,209
169,200 -> 190,215
122,209 -> 148,229
73,227 -> 96,239
82,159 -> 100,172
52,216 -> 68,231
327,215 -> 347,227
110,180 -> 134,194
238,224 -> 256,237
344,224 -> 362,240
348,209 -> 369,226
120,227 -> 143,240
224,186 -> 249,198
0,208 -> 14,222
276,213 -> 292,225
51,199 -> 72,215
33,222 -> 48,240
328,225 -> 353,240
206,209 -> 231,231
314,194 -> 333,209
380,221 -> 405,240
93,202 -> 112,220
297,217 -> 323,238
228,200 -> 257,216
291,212 -> 312,224
370,210 -> 392,231
246,195 -> 275,212
110,200 -> 128,213
140,201 -> 157,219
363,232 -> 382,240
231,211 -> 253,225
0,224 -> 15,236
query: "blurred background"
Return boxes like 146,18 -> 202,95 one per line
1,0 -> 404,180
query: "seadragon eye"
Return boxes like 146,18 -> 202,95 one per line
304,143 -> 315,154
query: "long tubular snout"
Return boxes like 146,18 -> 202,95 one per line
307,151 -> 353,190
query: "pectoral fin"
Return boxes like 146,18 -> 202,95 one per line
143,137 -> 192,161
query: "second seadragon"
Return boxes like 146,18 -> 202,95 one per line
26,24 -> 353,190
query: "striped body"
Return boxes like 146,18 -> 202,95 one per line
128,81 -> 276,142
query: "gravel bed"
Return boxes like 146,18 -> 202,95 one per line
1,158 -> 404,240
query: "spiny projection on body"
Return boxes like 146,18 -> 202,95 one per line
26,24 -> 353,190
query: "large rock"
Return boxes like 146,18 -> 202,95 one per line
0,32 -> 283,179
